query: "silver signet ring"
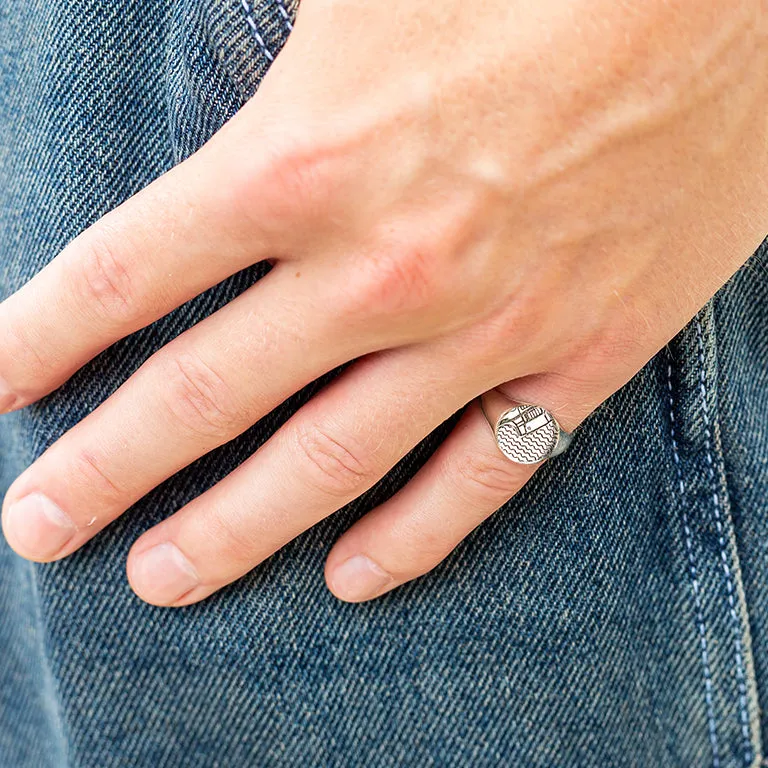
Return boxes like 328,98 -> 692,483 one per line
480,389 -> 572,465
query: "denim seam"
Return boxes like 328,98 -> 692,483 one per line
694,314 -> 754,767
275,0 -> 294,32
667,358 -> 721,768
240,0 -> 275,61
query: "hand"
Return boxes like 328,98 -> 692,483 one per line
1,0 -> 766,606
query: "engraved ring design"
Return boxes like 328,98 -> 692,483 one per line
480,389 -> 573,465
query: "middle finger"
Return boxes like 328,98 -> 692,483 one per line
126,339 -> 487,606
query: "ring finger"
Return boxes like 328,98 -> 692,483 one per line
324,380 -> 589,602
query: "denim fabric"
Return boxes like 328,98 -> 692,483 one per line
1,1 -> 767,766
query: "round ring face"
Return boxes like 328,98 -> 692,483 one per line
495,404 -> 558,464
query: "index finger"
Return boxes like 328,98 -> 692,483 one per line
0,115 -> 288,413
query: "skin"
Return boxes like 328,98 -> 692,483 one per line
0,0 -> 766,606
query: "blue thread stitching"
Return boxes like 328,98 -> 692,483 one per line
241,0 -> 275,62
275,0 -> 294,32
694,316 -> 753,766
668,361 -> 720,768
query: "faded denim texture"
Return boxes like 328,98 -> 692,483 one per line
1,1 -> 767,766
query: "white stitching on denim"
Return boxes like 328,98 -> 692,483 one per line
694,316 -> 753,766
275,0 -> 294,32
668,361 -> 720,768
241,0 -> 275,62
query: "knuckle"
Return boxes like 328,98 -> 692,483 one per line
274,142 -> 327,202
198,504 -> 261,568
159,352 -> 241,440
228,128 -> 344,249
551,318 -> 646,386
257,132 -> 338,218
69,449 -> 126,505
488,295 -> 546,349
342,243 -> 440,320
450,449 -> 522,503
460,296 -> 550,375
398,520 -> 455,573
71,229 -> 136,322
586,321 -> 647,367
293,422 -> 374,498
4,319 -> 48,392
339,195 -> 487,322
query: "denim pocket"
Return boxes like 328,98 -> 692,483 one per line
167,0 -> 299,162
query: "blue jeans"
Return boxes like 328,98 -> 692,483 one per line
1,1 -> 767,766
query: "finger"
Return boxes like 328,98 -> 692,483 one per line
326,311 -> 704,603
315,271 -> 726,605
0,112 -> 292,413
0,259 -> 370,563
124,342 -> 490,607
324,382 -> 588,603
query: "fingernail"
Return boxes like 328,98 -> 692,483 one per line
0,375 -> 18,414
131,543 -> 199,605
3,492 -> 76,560
331,555 -> 394,602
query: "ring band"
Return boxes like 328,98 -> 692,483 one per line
480,389 -> 572,465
